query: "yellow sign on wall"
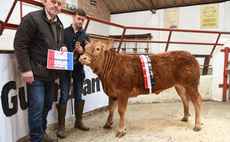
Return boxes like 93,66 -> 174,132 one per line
164,8 -> 179,29
201,4 -> 218,28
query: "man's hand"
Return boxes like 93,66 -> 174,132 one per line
60,46 -> 68,55
23,71 -> 34,84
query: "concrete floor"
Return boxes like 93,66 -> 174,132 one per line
21,101 -> 230,142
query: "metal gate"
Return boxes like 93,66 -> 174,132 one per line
219,47 -> 230,102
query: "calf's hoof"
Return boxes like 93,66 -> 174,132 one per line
57,130 -> 67,139
181,117 -> 188,122
116,132 -> 125,138
103,122 -> 113,129
115,129 -> 126,138
193,126 -> 201,131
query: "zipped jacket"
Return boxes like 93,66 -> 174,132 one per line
14,8 -> 64,81
64,26 -> 90,73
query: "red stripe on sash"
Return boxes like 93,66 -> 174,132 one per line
139,55 -> 148,89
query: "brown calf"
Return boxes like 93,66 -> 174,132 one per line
79,39 -> 202,138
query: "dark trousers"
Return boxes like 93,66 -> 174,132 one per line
59,70 -> 85,104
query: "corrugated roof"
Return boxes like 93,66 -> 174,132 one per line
103,0 -> 227,14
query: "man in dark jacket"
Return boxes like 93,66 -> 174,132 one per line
56,8 -> 90,139
14,0 -> 67,141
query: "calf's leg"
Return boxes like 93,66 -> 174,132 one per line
103,97 -> 117,129
175,85 -> 189,122
116,96 -> 128,138
186,88 -> 202,131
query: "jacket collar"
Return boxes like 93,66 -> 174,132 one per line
44,9 -> 57,22
41,8 -> 60,24
70,25 -> 83,34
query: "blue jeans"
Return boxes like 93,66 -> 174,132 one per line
27,79 -> 55,142
59,70 -> 85,104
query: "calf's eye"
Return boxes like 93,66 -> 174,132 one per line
96,48 -> 100,51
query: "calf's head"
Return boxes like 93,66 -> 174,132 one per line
79,38 -> 114,66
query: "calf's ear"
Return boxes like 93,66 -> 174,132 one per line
104,38 -> 114,50
84,39 -> 90,45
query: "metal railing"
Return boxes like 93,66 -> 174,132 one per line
219,47 -> 230,102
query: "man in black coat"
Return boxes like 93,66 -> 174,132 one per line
56,8 -> 90,139
14,0 -> 67,141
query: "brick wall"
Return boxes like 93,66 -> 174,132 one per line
78,0 -> 111,21
39,0 -> 111,21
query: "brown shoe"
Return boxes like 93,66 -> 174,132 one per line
43,133 -> 58,142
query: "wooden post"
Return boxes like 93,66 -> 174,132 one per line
145,36 -> 150,54
202,56 -> 209,75
133,37 -> 137,53
122,41 -> 126,53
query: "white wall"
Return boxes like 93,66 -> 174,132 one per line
111,11 -> 161,54
110,2 -> 230,57
224,2 -> 230,31
0,0 -> 19,50
212,40 -> 230,101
